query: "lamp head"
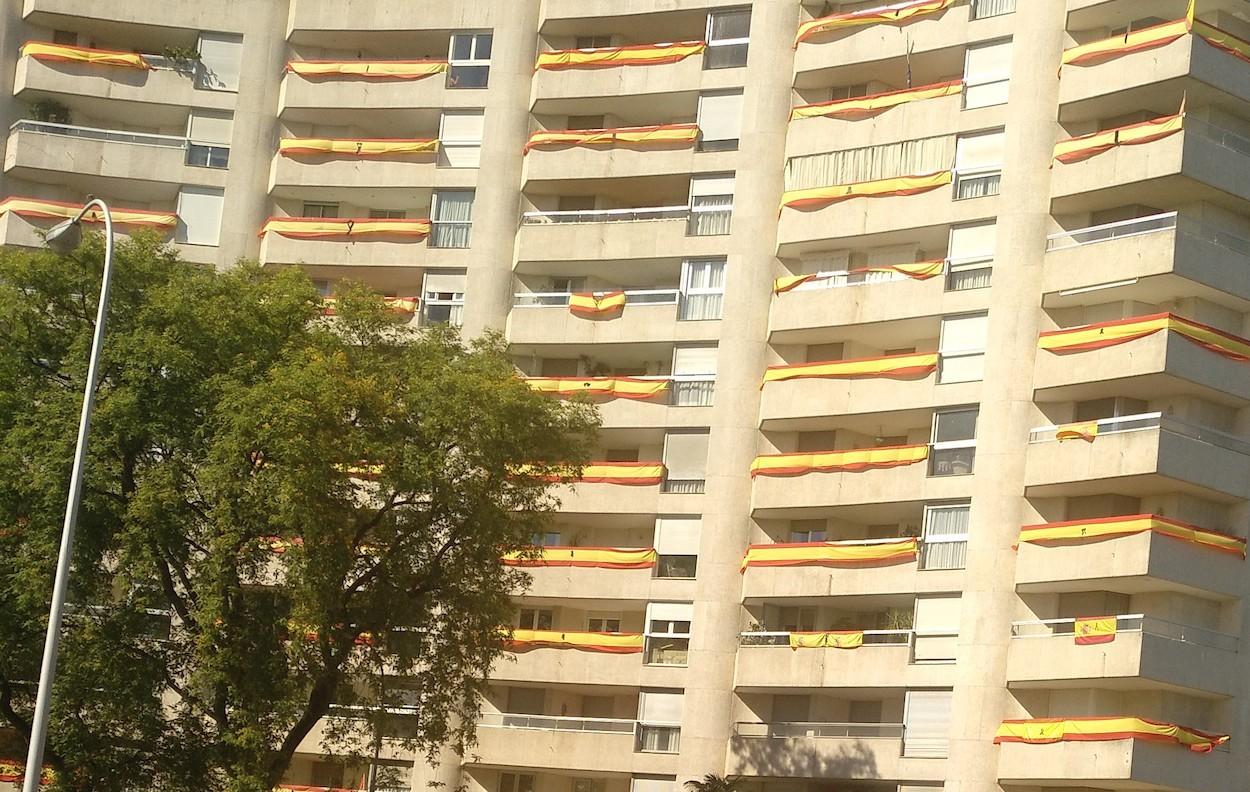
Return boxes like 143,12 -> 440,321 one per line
44,218 -> 83,254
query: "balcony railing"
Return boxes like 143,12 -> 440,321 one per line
734,721 -> 904,739
1029,412 -> 1250,456
739,629 -> 913,647
1011,614 -> 1238,652
478,713 -> 636,734
521,205 -> 690,225
513,289 -> 680,307
1046,211 -> 1178,251
10,119 -> 229,169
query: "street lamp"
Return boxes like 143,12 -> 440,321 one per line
22,198 -> 115,792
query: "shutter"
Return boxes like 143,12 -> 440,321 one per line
913,596 -> 961,662
196,32 -> 243,91
187,110 -> 233,144
654,517 -> 701,555
902,691 -> 953,758
662,432 -> 709,481
423,270 -> 467,294
955,130 -> 1005,170
940,314 -> 989,354
440,111 -> 485,168
672,345 -> 718,376
948,222 -> 997,261
964,39 -> 1013,108
689,173 -> 735,198
176,186 -> 224,246
638,690 -> 684,724
646,602 -> 694,624
697,91 -> 744,143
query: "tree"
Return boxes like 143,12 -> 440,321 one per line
0,232 -> 597,792
683,775 -> 743,792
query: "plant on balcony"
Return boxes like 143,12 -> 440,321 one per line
161,44 -> 202,72
29,98 -> 70,124
684,774 -> 744,792
881,608 -> 915,631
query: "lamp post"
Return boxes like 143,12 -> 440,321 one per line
22,198 -> 115,792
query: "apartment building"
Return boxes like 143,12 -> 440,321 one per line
2,0 -> 1250,791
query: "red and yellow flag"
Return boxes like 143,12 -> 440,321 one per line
750,444 -> 929,478
285,59 -> 448,80
321,296 -> 420,317
279,138 -> 439,157
741,538 -> 919,570
516,462 -> 666,486
0,760 -> 53,785
569,291 -> 627,317
21,41 -> 149,69
1074,616 -> 1117,645
1055,421 -> 1099,443
851,260 -> 945,280
788,630 -> 865,650
796,0 -> 956,44
536,41 -> 706,70
781,171 -> 952,211
502,546 -> 658,569
523,376 -> 668,400
1062,18 -> 1191,66
1053,114 -> 1184,164
1018,514 -> 1246,558
259,217 -> 432,240
1039,312 -> 1250,361
762,352 -> 938,385
1192,18 -> 1250,65
502,629 -> 644,654
0,196 -> 177,228
524,123 -> 699,153
773,273 -> 825,294
791,80 -> 964,121
994,716 -> 1229,753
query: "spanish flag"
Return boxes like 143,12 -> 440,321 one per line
285,59 -> 448,80
796,0 -> 956,44
762,352 -> 939,385
279,138 -> 439,157
850,260 -> 945,280
1074,616 -> 1117,645
1053,114 -> 1184,164
1192,17 -> 1250,65
536,41 -> 706,70
502,629 -> 644,654
514,462 -> 666,486
791,80 -> 964,121
321,296 -> 420,317
741,538 -> 919,570
750,445 -> 929,478
0,196 -> 178,228
502,546 -> 658,569
1062,18 -> 1192,66
1039,313 -> 1250,361
259,217 -> 432,240
781,171 -> 952,211
1055,421 -> 1099,443
994,716 -> 1229,753
788,631 -> 865,650
523,376 -> 669,400
21,41 -> 149,69
569,291 -> 627,317
524,123 -> 700,153
1018,514 -> 1246,558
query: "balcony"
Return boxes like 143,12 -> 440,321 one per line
758,365 -> 982,428
269,148 -> 474,194
516,206 -> 728,262
735,631 -> 956,689
287,0 -> 492,36
540,0 -> 735,21
545,463 -> 703,515
522,131 -> 734,183
277,67 -> 475,118
1044,212 -> 1250,310
490,643 -> 675,688
740,539 -> 963,599
1024,413 -> 1250,501
13,51 -> 231,116
1006,615 -> 1238,698
531,46 -> 741,108
509,290 -> 719,345
22,0 -> 238,30
4,121 -> 227,198
524,375 -> 716,429
997,735 -> 1230,792
473,714 -> 678,775
728,722 -> 943,781
259,222 -> 470,269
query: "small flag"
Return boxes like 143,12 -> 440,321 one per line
1074,616 -> 1117,645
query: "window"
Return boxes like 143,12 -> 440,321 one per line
499,775 -> 535,792
963,39 -> 1013,109
302,202 -> 339,219
830,83 -> 869,101
789,519 -> 827,543
567,114 -> 606,130
196,32 -> 243,91
971,0 -> 1016,18
52,30 -> 77,45
531,531 -> 561,546
671,345 -> 717,406
903,690 -> 954,758
780,606 -> 816,632
587,613 -> 622,632
369,209 -> 406,219
696,90 -> 744,152
687,174 -> 734,236
176,186 -> 225,246
654,517 -> 700,579
705,8 -> 750,69
954,130 -> 1004,199
311,762 -> 344,789
679,257 -> 726,320
920,503 -> 969,570
662,431 -> 709,494
946,222 -> 996,291
637,690 -> 683,753
440,110 -> 485,168
644,602 -> 692,665
575,35 -> 613,49
448,32 -> 492,88
929,407 -> 978,477
914,596 -> 961,661
431,190 -> 473,248
574,779 -> 606,792
422,270 -> 466,327
185,110 -> 232,168
938,313 -> 988,383
518,608 -> 553,630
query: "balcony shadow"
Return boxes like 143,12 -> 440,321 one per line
728,734 -> 880,781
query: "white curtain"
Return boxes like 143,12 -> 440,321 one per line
921,506 -> 969,570
785,135 -> 955,191
687,195 -> 732,236
431,191 -> 474,248
680,258 -> 725,320
971,0 -> 1017,19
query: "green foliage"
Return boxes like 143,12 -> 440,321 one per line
0,233 -> 597,792
29,99 -> 71,124
683,774 -> 744,792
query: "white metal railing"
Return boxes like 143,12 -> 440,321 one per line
738,629 -> 913,647
1046,211 -> 1178,251
521,205 -> 690,225
12,119 -> 190,149
1028,412 -> 1250,456
513,288 -> 681,307
478,713 -> 637,734
1187,116 -> 1250,159
734,721 -> 905,739
1010,614 -> 1238,652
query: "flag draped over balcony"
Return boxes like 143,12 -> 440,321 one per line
852,260 -> 946,280
796,0 -> 956,44
21,41 -> 150,69
523,376 -> 669,400
741,538 -> 919,570
781,171 -> 952,211
0,761 -> 52,786
1062,1 -> 1250,68
750,445 -> 929,478
514,462 -> 666,486
1018,514 -> 1247,558
1074,616 -> 1117,645
536,41 -> 706,70
1038,313 -> 1250,361
321,296 -> 419,316
762,352 -> 939,385
285,59 -> 448,79
502,547 -> 658,569
994,717 -> 1229,753
503,629 -> 644,654
524,123 -> 700,152
788,631 -> 865,650
569,291 -> 627,317
1053,114 -> 1184,163
0,196 -> 177,228
1055,421 -> 1099,443
791,80 -> 964,121
279,138 -> 439,157
259,217 -> 432,240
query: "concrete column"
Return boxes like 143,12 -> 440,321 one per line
676,0 -> 798,781
460,2 -> 540,338
944,3 -> 1067,791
